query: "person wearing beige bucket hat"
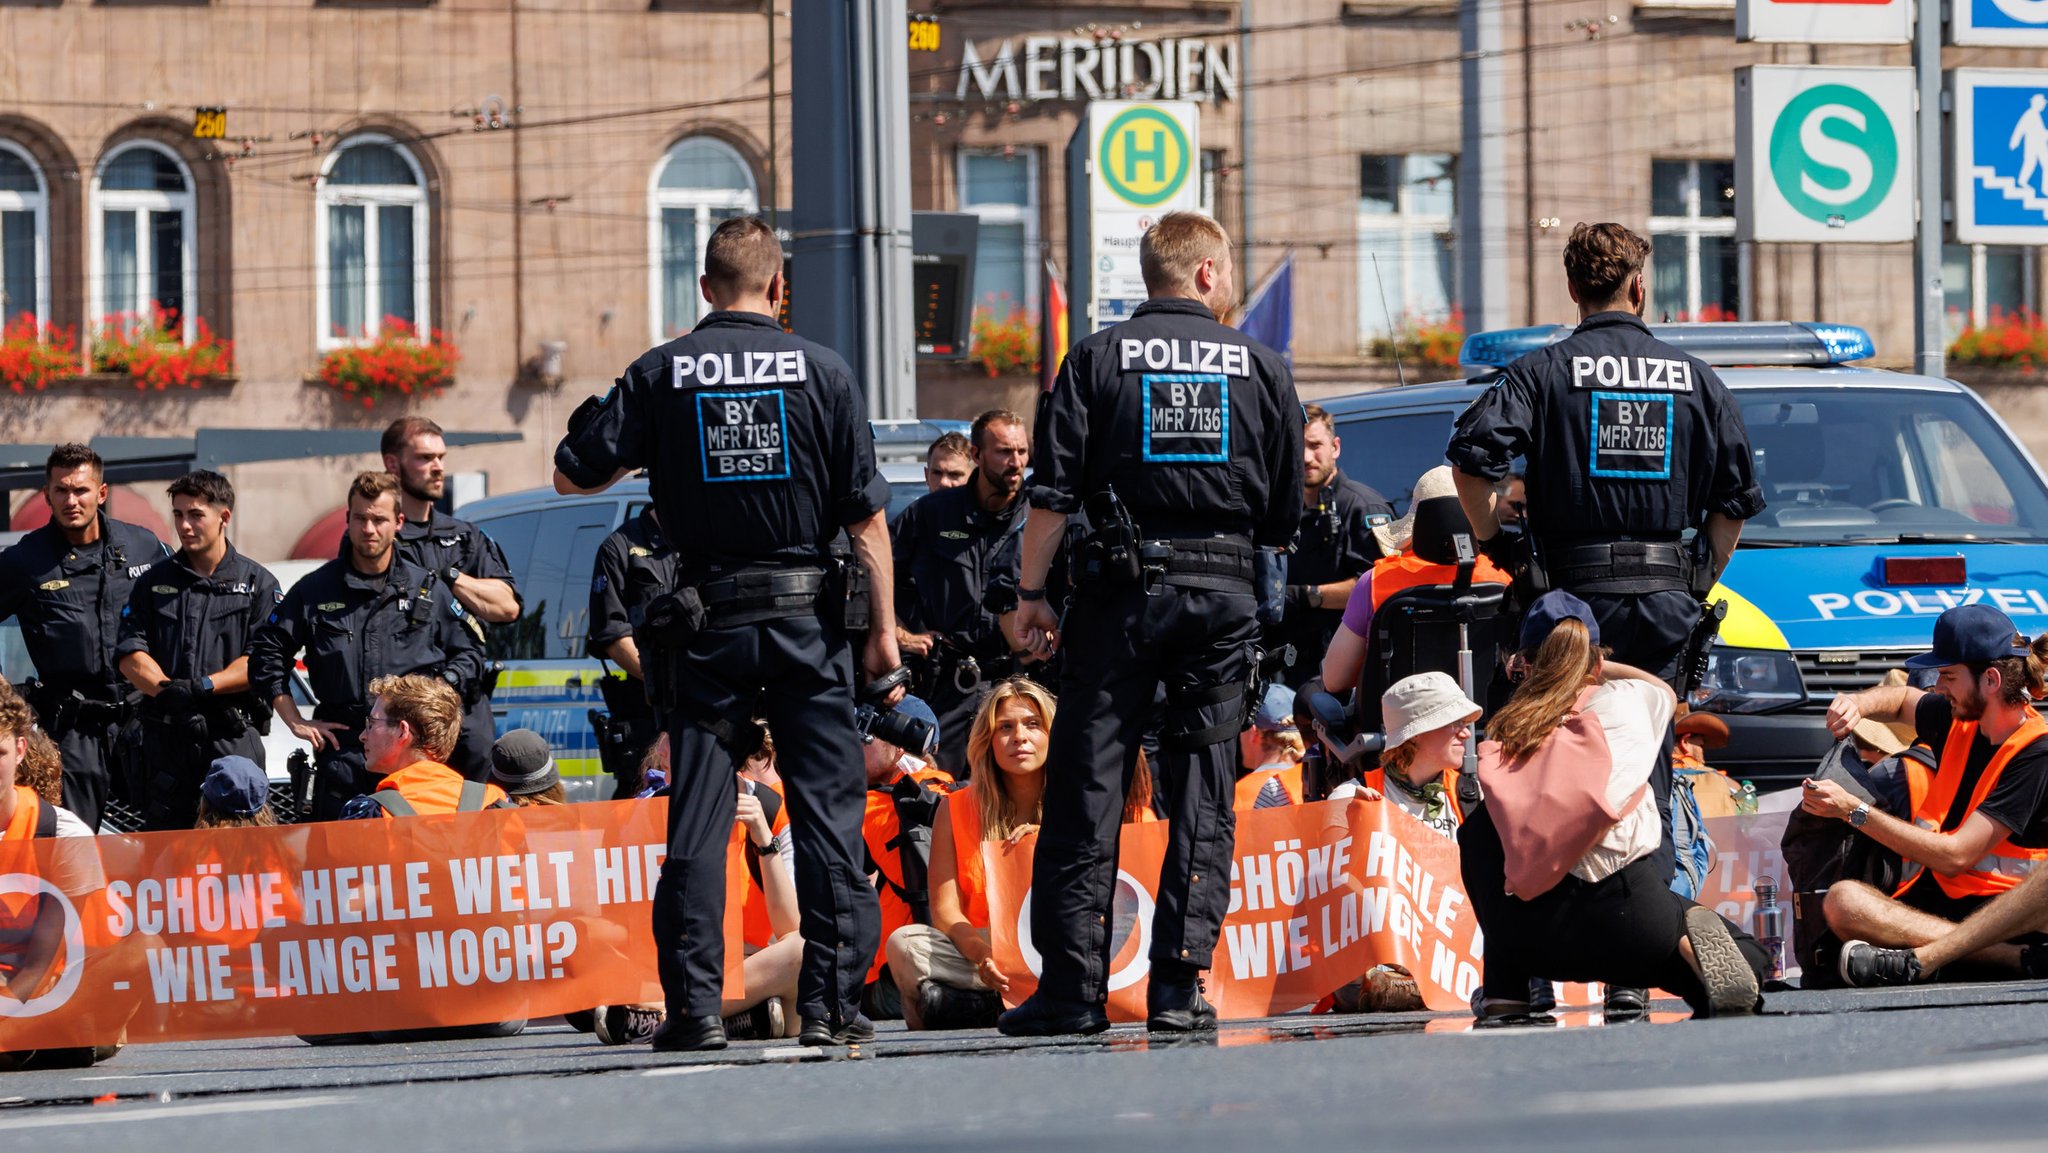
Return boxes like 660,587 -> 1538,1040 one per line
1369,466 -> 1461,558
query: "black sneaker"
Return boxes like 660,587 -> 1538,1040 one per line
995,993 -> 1111,1037
596,1004 -> 665,1046
1838,939 -> 1926,987
1684,906 -> 1762,1017
2020,943 -> 2048,981
1602,985 -> 1649,1021
798,1013 -> 876,1047
722,1000 -> 784,1041
917,980 -> 1002,1030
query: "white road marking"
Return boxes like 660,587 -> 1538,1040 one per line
640,1064 -> 735,1078
77,1071 -> 219,1082
4,1094 -> 346,1129
1540,1052 -> 2048,1114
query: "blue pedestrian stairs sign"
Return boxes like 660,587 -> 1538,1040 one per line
1955,70 -> 2048,243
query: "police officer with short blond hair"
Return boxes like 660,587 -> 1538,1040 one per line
1002,211 -> 1302,1037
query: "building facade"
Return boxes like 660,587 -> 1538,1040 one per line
0,0 -> 2038,555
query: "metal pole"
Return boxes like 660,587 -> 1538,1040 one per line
766,3 -> 777,229
1520,0 -> 1536,324
1239,0 -> 1253,277
1912,0 -> 1944,377
1459,0 -> 1510,332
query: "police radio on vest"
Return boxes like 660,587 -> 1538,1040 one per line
1118,338 -> 1250,377
672,349 -> 809,389
1570,354 -> 1695,392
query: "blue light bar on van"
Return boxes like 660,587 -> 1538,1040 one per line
1457,321 -> 1876,370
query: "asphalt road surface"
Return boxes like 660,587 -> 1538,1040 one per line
6,983 -> 2048,1152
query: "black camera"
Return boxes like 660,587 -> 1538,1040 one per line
856,703 -> 936,757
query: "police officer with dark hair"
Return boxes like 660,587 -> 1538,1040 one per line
554,214 -> 904,1054
116,470 -> 282,830
381,416 -> 523,781
247,471 -> 485,822
0,443 -> 170,829
1447,220 -> 1763,1017
1001,211 -> 1303,1036
1271,404 -> 1393,688
892,408 -> 1030,776
586,505 -> 678,797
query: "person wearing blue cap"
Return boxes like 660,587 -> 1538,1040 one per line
194,755 -> 275,829
1809,604 -> 2048,986
1459,590 -> 1767,1022
1234,683 -> 1306,809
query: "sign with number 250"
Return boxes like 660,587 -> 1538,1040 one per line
193,108 -> 227,139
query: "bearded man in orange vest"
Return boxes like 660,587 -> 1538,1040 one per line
1807,605 -> 2048,983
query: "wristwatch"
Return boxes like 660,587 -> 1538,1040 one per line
442,564 -> 464,585
1849,803 -> 1871,828
1017,585 -> 1047,603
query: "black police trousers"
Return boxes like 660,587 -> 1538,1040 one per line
52,720 -> 120,831
450,695 -> 496,783
1575,586 -> 1698,885
141,717 -> 265,831
655,612 -> 877,1023
1031,582 -> 1255,1004
311,729 -> 371,823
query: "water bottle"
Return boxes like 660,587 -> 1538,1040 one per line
1753,876 -> 1785,982
1736,779 -> 1759,815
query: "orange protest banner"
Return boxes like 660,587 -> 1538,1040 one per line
0,800 -> 741,1051
984,798 -> 1794,1020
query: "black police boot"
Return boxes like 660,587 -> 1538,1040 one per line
917,980 -> 1002,1031
649,1014 -> 728,1053
1146,962 -> 1217,1033
997,993 -> 1111,1037
798,1013 -> 877,1047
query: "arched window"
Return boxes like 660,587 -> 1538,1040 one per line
316,135 -> 430,346
91,142 -> 196,341
649,137 -> 758,342
0,142 -> 48,329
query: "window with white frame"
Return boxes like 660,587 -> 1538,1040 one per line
958,148 -> 1039,325
1943,244 -> 2034,338
317,136 -> 430,346
0,143 -> 47,329
1647,159 -> 1738,322
1356,153 -> 1455,345
92,142 -> 196,341
649,137 -> 758,342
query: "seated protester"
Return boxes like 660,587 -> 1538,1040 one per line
1235,684 -> 1307,810
1460,591 -> 1766,1022
1328,672 -> 1479,838
17,729 -> 61,807
1319,466 -> 1510,697
196,755 -> 279,829
1318,672 -> 1479,1015
339,677 -> 512,820
0,684 -> 102,1039
1809,605 -> 2048,982
1674,711 -> 1742,818
886,678 -> 1155,1030
490,729 -> 569,808
860,695 -> 955,1018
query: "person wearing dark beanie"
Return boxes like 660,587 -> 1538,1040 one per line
492,729 -> 566,806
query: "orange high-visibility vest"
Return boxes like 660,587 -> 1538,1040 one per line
1894,711 -> 2048,899
861,763 -> 955,981
1361,767 -> 1464,826
1233,764 -> 1305,810
945,785 -> 990,930
1368,551 -> 1510,612
371,761 -> 508,817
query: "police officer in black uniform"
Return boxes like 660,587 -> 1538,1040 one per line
1446,222 -> 1762,1016
381,417 -> 523,780
892,408 -> 1030,776
248,471 -> 485,821
1270,403 -> 1393,688
586,504 -> 678,797
554,216 -> 904,1054
0,444 -> 170,829
1001,212 -> 1303,1036
116,470 -> 282,830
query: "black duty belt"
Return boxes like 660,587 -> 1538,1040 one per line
1553,539 -> 1691,596
698,567 -> 827,627
1140,536 -> 1256,592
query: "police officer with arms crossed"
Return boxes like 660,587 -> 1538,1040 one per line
586,504 -> 678,797
380,417 -> 523,780
1271,404 -> 1393,689
116,470 -> 282,830
0,444 -> 169,830
893,408 -> 1031,776
248,472 -> 485,821
1447,222 -> 1762,1017
554,216 -> 905,1053
1002,212 -> 1303,1035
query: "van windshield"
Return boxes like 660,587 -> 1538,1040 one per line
1736,386 -> 2048,545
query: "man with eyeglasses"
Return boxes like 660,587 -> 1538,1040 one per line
339,674 -> 509,819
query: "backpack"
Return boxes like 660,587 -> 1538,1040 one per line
1668,768 -> 1715,900
1476,686 -> 1644,900
868,774 -> 948,924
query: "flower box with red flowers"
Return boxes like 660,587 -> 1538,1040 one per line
314,320 -> 460,410
92,306 -> 234,390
